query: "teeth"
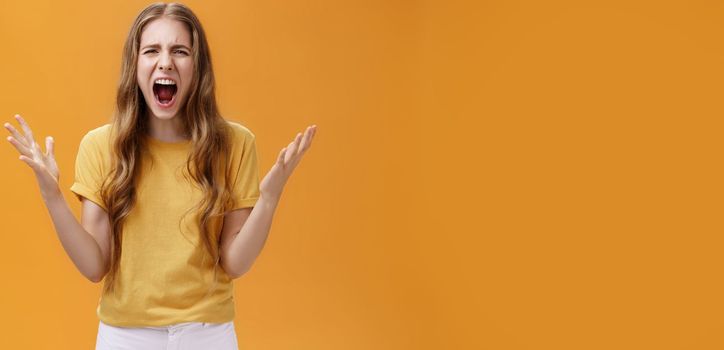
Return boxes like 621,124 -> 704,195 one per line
154,79 -> 176,85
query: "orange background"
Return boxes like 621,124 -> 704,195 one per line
1,0 -> 723,349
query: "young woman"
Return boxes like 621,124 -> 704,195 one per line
4,2 -> 316,349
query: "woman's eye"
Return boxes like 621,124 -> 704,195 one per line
141,49 -> 187,55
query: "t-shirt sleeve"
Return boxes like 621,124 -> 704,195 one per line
230,131 -> 261,210
69,132 -> 107,211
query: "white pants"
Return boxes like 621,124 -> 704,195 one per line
95,320 -> 239,350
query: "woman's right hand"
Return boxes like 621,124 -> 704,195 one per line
4,114 -> 61,199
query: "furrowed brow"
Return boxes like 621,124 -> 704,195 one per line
141,43 -> 191,51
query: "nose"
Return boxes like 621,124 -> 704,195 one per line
158,53 -> 174,71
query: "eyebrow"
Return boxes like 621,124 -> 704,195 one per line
140,43 -> 191,51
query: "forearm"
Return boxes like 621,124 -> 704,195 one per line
224,193 -> 279,278
42,190 -> 106,282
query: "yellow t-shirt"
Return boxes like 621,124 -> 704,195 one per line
70,120 -> 260,327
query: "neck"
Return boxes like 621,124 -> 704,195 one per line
147,114 -> 189,142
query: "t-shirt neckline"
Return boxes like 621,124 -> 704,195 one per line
145,135 -> 192,149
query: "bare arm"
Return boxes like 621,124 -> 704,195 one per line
220,124 -> 316,279
219,195 -> 279,279
43,192 -> 111,283
5,114 -> 110,283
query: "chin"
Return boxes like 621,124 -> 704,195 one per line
150,110 -> 179,119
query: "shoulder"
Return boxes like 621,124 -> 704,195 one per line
224,120 -> 257,152
76,124 -> 114,168
80,123 -> 112,145
75,124 -> 113,171
225,120 -> 256,141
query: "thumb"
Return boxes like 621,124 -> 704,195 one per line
19,155 -> 41,173
276,147 -> 287,166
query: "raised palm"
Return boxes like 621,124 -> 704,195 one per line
4,114 -> 60,196
260,124 -> 317,200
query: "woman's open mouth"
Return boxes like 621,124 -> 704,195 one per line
152,80 -> 178,108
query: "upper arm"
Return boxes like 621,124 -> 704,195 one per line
219,207 -> 253,276
80,197 -> 112,276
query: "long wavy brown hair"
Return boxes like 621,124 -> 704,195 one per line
100,2 -> 238,296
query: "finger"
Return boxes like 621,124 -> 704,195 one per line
45,136 -> 54,157
285,140 -> 297,163
4,122 -> 29,147
301,125 -> 317,151
288,132 -> 302,156
7,136 -> 32,157
276,147 -> 287,166
297,126 -> 312,152
18,155 -> 41,172
308,125 -> 316,144
15,114 -> 37,147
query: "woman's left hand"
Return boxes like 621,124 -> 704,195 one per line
260,125 -> 317,200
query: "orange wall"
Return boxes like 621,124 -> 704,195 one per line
0,0 -> 722,349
